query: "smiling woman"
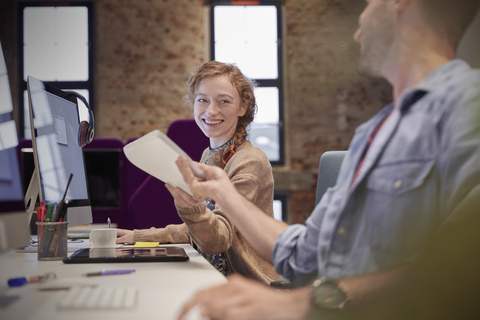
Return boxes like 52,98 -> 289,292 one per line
116,61 -> 281,285
185,61 -> 257,154
193,75 -> 247,149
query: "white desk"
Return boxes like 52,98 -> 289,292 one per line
0,243 -> 226,320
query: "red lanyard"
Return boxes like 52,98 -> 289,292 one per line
210,144 -> 237,205
222,144 -> 237,169
351,114 -> 390,186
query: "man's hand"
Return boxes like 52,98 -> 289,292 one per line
177,274 -> 312,320
176,156 -> 288,263
175,157 -> 235,205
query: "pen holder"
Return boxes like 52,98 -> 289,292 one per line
36,221 -> 69,261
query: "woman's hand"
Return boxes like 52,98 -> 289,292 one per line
116,229 -> 134,244
165,183 -> 203,208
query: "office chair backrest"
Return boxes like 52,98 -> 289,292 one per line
271,150 -> 347,289
315,151 -> 347,206
122,137 -> 150,215
166,118 -> 209,161
127,175 -> 181,229
126,119 -> 210,229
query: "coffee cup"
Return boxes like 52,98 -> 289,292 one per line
89,228 -> 117,248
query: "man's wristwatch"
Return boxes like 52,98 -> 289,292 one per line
311,277 -> 348,310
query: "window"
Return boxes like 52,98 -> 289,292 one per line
210,1 -> 284,164
19,2 -> 93,138
273,193 -> 287,221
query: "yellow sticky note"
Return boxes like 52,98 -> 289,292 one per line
133,242 -> 160,247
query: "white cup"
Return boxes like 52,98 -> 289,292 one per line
89,228 -> 117,248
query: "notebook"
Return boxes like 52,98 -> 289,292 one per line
62,246 -> 189,263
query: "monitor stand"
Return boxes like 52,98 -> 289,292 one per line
24,167 -> 40,234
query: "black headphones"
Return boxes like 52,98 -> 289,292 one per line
65,91 -> 95,147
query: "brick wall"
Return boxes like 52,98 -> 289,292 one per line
279,0 -> 392,222
0,0 -> 393,224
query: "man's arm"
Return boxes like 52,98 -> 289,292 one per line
177,266 -> 411,320
178,196 -> 480,320
176,157 -> 288,263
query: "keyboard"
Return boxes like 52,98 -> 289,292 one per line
57,286 -> 138,310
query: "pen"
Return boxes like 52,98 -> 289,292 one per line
38,201 -> 46,222
107,217 -> 111,228
8,272 -> 56,287
45,204 -> 54,222
84,269 -> 136,277
51,203 -> 59,222
36,206 -> 42,223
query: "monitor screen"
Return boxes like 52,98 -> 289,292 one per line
84,149 -> 121,208
0,116 -> 29,249
0,114 -> 23,205
0,41 -> 22,204
0,40 -> 30,251
26,76 -> 92,226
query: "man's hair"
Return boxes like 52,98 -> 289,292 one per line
418,0 -> 480,47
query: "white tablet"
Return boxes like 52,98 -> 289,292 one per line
123,130 -> 205,196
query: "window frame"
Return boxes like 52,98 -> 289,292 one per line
209,0 -> 285,165
17,1 -> 94,139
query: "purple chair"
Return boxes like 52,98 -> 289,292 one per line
125,119 -> 209,229
166,118 -> 209,162
121,137 -> 150,228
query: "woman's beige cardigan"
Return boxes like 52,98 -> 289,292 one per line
133,141 -> 281,284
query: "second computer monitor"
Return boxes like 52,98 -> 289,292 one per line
25,76 -> 92,226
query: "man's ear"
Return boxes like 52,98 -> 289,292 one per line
394,0 -> 414,13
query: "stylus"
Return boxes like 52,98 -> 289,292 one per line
57,199 -> 69,222
61,173 -> 74,204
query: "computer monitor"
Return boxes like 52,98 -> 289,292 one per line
0,114 -> 23,204
21,143 -> 123,224
0,40 -> 30,251
25,75 -> 92,226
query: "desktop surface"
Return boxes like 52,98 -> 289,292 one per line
0,243 -> 226,320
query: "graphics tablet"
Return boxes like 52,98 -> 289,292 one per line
63,246 -> 189,263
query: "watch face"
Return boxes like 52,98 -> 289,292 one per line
312,280 -> 347,309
